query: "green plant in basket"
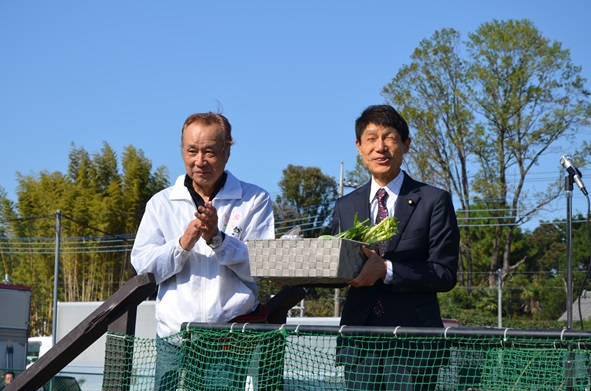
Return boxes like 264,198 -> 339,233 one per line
320,213 -> 398,245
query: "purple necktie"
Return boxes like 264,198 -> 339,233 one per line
373,188 -> 388,317
376,188 -> 389,256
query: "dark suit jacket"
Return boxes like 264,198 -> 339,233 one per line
332,172 -> 460,328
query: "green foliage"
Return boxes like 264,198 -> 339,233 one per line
0,142 -> 168,336
303,288 -> 337,317
256,282 -> 339,318
322,214 -> 398,245
274,164 -> 338,238
256,279 -> 284,304
383,18 -> 591,295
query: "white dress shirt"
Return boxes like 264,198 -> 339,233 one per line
369,171 -> 405,283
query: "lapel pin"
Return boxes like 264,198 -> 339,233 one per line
408,199 -> 415,206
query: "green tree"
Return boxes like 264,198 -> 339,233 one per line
383,27 -> 478,288
274,164 -> 338,238
467,19 -> 590,285
382,19 -> 591,289
263,165 -> 338,317
0,142 -> 168,336
121,145 -> 169,233
0,187 -> 18,281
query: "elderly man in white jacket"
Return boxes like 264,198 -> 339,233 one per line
131,112 -> 275,390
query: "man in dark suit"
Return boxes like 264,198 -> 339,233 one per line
332,104 -> 460,390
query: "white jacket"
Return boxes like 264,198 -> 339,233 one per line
131,172 -> 275,338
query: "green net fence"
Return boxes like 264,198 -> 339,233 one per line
102,324 -> 591,391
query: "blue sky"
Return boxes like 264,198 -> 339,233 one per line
1,1 -> 590,229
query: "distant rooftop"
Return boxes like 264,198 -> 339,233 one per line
559,290 -> 591,321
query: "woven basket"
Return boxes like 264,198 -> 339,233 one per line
247,238 -> 365,285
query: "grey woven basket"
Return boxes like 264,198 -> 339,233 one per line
247,238 -> 366,285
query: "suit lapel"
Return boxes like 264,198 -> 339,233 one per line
388,174 -> 420,251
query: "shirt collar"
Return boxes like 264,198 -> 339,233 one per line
370,171 -> 405,201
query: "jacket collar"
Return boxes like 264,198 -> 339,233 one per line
169,171 -> 242,203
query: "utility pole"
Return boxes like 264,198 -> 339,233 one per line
52,210 -> 61,347
334,163 -> 345,317
497,268 -> 502,328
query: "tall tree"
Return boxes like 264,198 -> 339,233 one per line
0,143 -> 169,336
274,165 -> 338,238
382,28 -> 477,288
467,19 -> 591,285
0,188 -> 18,282
382,19 -> 591,287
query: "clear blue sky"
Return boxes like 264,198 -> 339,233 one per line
1,0 -> 589,229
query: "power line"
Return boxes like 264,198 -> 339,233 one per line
0,195 -> 587,256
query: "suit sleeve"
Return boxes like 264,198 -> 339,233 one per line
389,190 -> 459,293
331,200 -> 343,236
331,194 -> 366,235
